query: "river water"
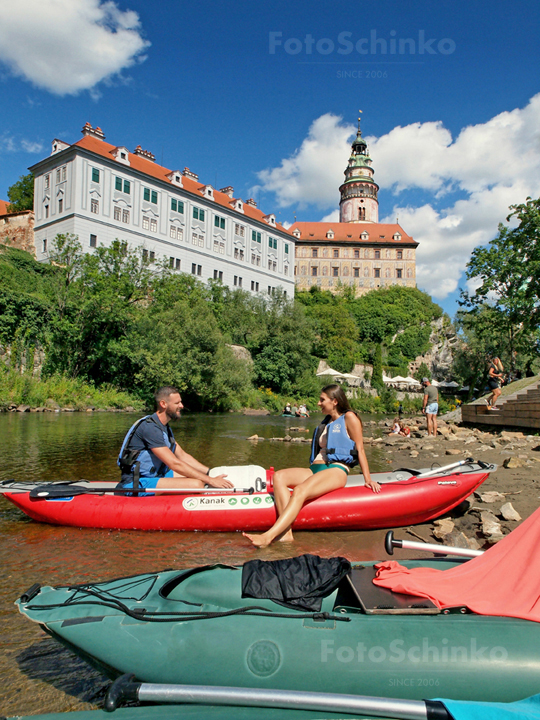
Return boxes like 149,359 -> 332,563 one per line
0,411 -> 396,717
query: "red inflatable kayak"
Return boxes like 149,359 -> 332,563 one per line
0,460 -> 494,532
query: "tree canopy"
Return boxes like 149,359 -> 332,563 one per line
7,173 -> 34,212
459,196 -> 540,379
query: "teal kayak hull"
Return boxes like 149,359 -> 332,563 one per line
16,559 -> 540,703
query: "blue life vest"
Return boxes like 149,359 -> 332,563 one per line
310,413 -> 358,467
117,414 -> 176,478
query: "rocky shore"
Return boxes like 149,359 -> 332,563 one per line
366,414 -> 540,549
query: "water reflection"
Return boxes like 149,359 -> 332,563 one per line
0,411 -> 394,717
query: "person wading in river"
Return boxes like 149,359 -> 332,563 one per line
116,386 -> 232,495
243,384 -> 380,548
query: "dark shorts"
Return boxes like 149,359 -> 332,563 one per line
488,379 -> 500,390
310,463 -> 349,475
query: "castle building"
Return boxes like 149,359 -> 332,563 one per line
28,124 -> 295,296
292,117 -> 417,295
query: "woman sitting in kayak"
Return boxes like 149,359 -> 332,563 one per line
243,384 -> 380,548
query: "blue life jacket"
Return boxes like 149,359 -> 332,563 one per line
117,414 -> 176,478
310,413 -> 358,467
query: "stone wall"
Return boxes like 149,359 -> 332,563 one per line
0,210 -> 35,255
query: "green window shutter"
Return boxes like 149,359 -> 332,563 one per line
115,177 -> 122,191
92,168 -> 100,183
214,216 -> 219,227
268,238 -> 272,248
220,218 -> 225,229
171,199 -> 177,212
193,208 -> 198,219
151,191 -> 158,204
252,230 -> 256,242
124,180 -> 130,194
144,188 -> 150,201
178,201 -> 184,214
257,232 -> 261,243
200,209 -> 205,221
285,243 -> 289,254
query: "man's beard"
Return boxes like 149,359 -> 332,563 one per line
166,406 -> 181,421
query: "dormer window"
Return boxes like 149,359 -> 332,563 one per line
263,214 -> 276,226
167,171 -> 183,187
202,185 -> 214,200
393,232 -> 402,241
360,231 -> 369,241
293,228 -> 301,238
326,229 -> 334,239
112,147 -> 130,165
232,199 -> 244,213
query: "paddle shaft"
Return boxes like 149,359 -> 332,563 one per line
30,485 -> 262,498
385,531 -> 484,558
105,677 -> 449,719
415,458 -> 475,479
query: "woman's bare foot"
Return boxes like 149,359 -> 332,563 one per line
243,531 -> 273,548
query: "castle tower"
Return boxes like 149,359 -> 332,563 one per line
339,113 -> 379,223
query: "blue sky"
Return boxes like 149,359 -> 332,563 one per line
1,0 -> 540,318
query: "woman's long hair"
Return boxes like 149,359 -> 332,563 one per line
321,384 -> 361,423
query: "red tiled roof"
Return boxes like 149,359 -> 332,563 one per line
0,199 -> 10,215
71,135 -> 292,235
289,221 -> 416,244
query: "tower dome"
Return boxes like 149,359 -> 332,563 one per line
339,112 -> 379,223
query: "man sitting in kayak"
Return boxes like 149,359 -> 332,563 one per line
243,384 -> 380,548
117,386 -> 232,495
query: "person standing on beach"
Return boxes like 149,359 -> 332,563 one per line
486,357 -> 504,410
421,378 -> 438,437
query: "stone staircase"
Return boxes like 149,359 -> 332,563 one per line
462,377 -> 540,430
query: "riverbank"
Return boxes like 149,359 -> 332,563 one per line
362,413 -> 540,547
0,366 -> 145,412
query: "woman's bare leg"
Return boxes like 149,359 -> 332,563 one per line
243,468 -> 347,548
271,468 -> 313,542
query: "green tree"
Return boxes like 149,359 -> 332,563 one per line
460,196 -> 540,374
7,173 -> 34,212
371,343 -> 383,390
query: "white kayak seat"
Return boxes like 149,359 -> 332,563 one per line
209,465 -> 267,491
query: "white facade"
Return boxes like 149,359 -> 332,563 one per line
30,129 -> 295,296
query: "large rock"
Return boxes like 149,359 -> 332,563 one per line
446,449 -> 462,456
432,518 -> 455,539
480,511 -> 503,538
503,456 -> 526,469
499,502 -> 521,522
478,491 -> 506,503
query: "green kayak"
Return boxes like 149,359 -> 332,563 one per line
16,558 -> 540,703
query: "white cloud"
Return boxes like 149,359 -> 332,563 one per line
20,139 -> 43,153
256,114 -> 355,209
0,133 -> 43,154
257,95 -> 540,300
0,0 -> 150,95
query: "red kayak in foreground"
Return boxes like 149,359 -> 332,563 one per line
0,460 -> 494,532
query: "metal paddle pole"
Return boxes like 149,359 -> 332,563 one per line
104,674 -> 450,719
